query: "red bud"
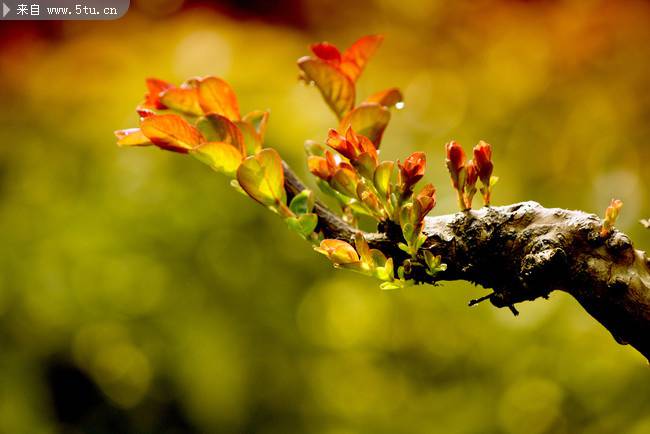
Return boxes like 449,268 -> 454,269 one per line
445,141 -> 466,190
398,152 -> 426,193
473,141 -> 493,186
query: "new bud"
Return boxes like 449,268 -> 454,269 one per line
473,141 -> 493,186
464,160 -> 478,210
601,199 -> 623,237
445,141 -> 468,211
398,152 -> 426,196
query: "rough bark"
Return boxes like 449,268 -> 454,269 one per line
283,163 -> 650,361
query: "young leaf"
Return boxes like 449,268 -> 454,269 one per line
243,110 -> 270,143
354,232 -> 372,265
374,161 -> 394,200
310,42 -> 342,64
305,141 -> 326,157
298,57 -> 355,119
340,35 -> 384,82
159,87 -> 202,115
143,78 -> 173,109
364,88 -> 404,109
314,239 -> 360,265
339,103 -> 390,148
140,114 -> 204,153
286,213 -> 318,238
191,142 -> 243,177
236,148 -> 286,207
115,128 -> 153,147
198,76 -> 241,120
234,121 -> 262,155
197,114 -> 245,155
331,167 -> 359,198
289,189 -> 315,216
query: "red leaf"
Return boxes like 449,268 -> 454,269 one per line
340,35 -> 384,82
310,42 -> 342,65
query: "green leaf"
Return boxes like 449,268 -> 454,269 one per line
339,103 -> 390,147
289,190 -> 315,216
374,161 -> 394,199
305,141 -> 326,157
298,57 -> 355,119
197,114 -> 245,155
286,213 -> 318,238
236,148 -> 286,207
191,142 -> 243,177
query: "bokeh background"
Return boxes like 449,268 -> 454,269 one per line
1,0 -> 649,432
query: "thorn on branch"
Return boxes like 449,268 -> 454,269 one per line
508,305 -> 520,316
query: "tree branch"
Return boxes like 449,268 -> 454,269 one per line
283,162 -> 650,361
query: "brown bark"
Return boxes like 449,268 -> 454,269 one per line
283,163 -> 650,361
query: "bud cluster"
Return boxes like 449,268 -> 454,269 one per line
445,140 -> 497,211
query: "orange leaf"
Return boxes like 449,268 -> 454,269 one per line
339,103 -> 390,148
315,239 -> 360,265
298,57 -> 355,119
114,128 -> 153,147
143,78 -> 173,109
198,77 -> 240,120
364,88 -> 404,109
340,35 -> 384,82
140,114 -> 204,153
159,87 -> 202,116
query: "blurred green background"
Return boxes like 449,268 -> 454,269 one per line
0,0 -> 649,433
